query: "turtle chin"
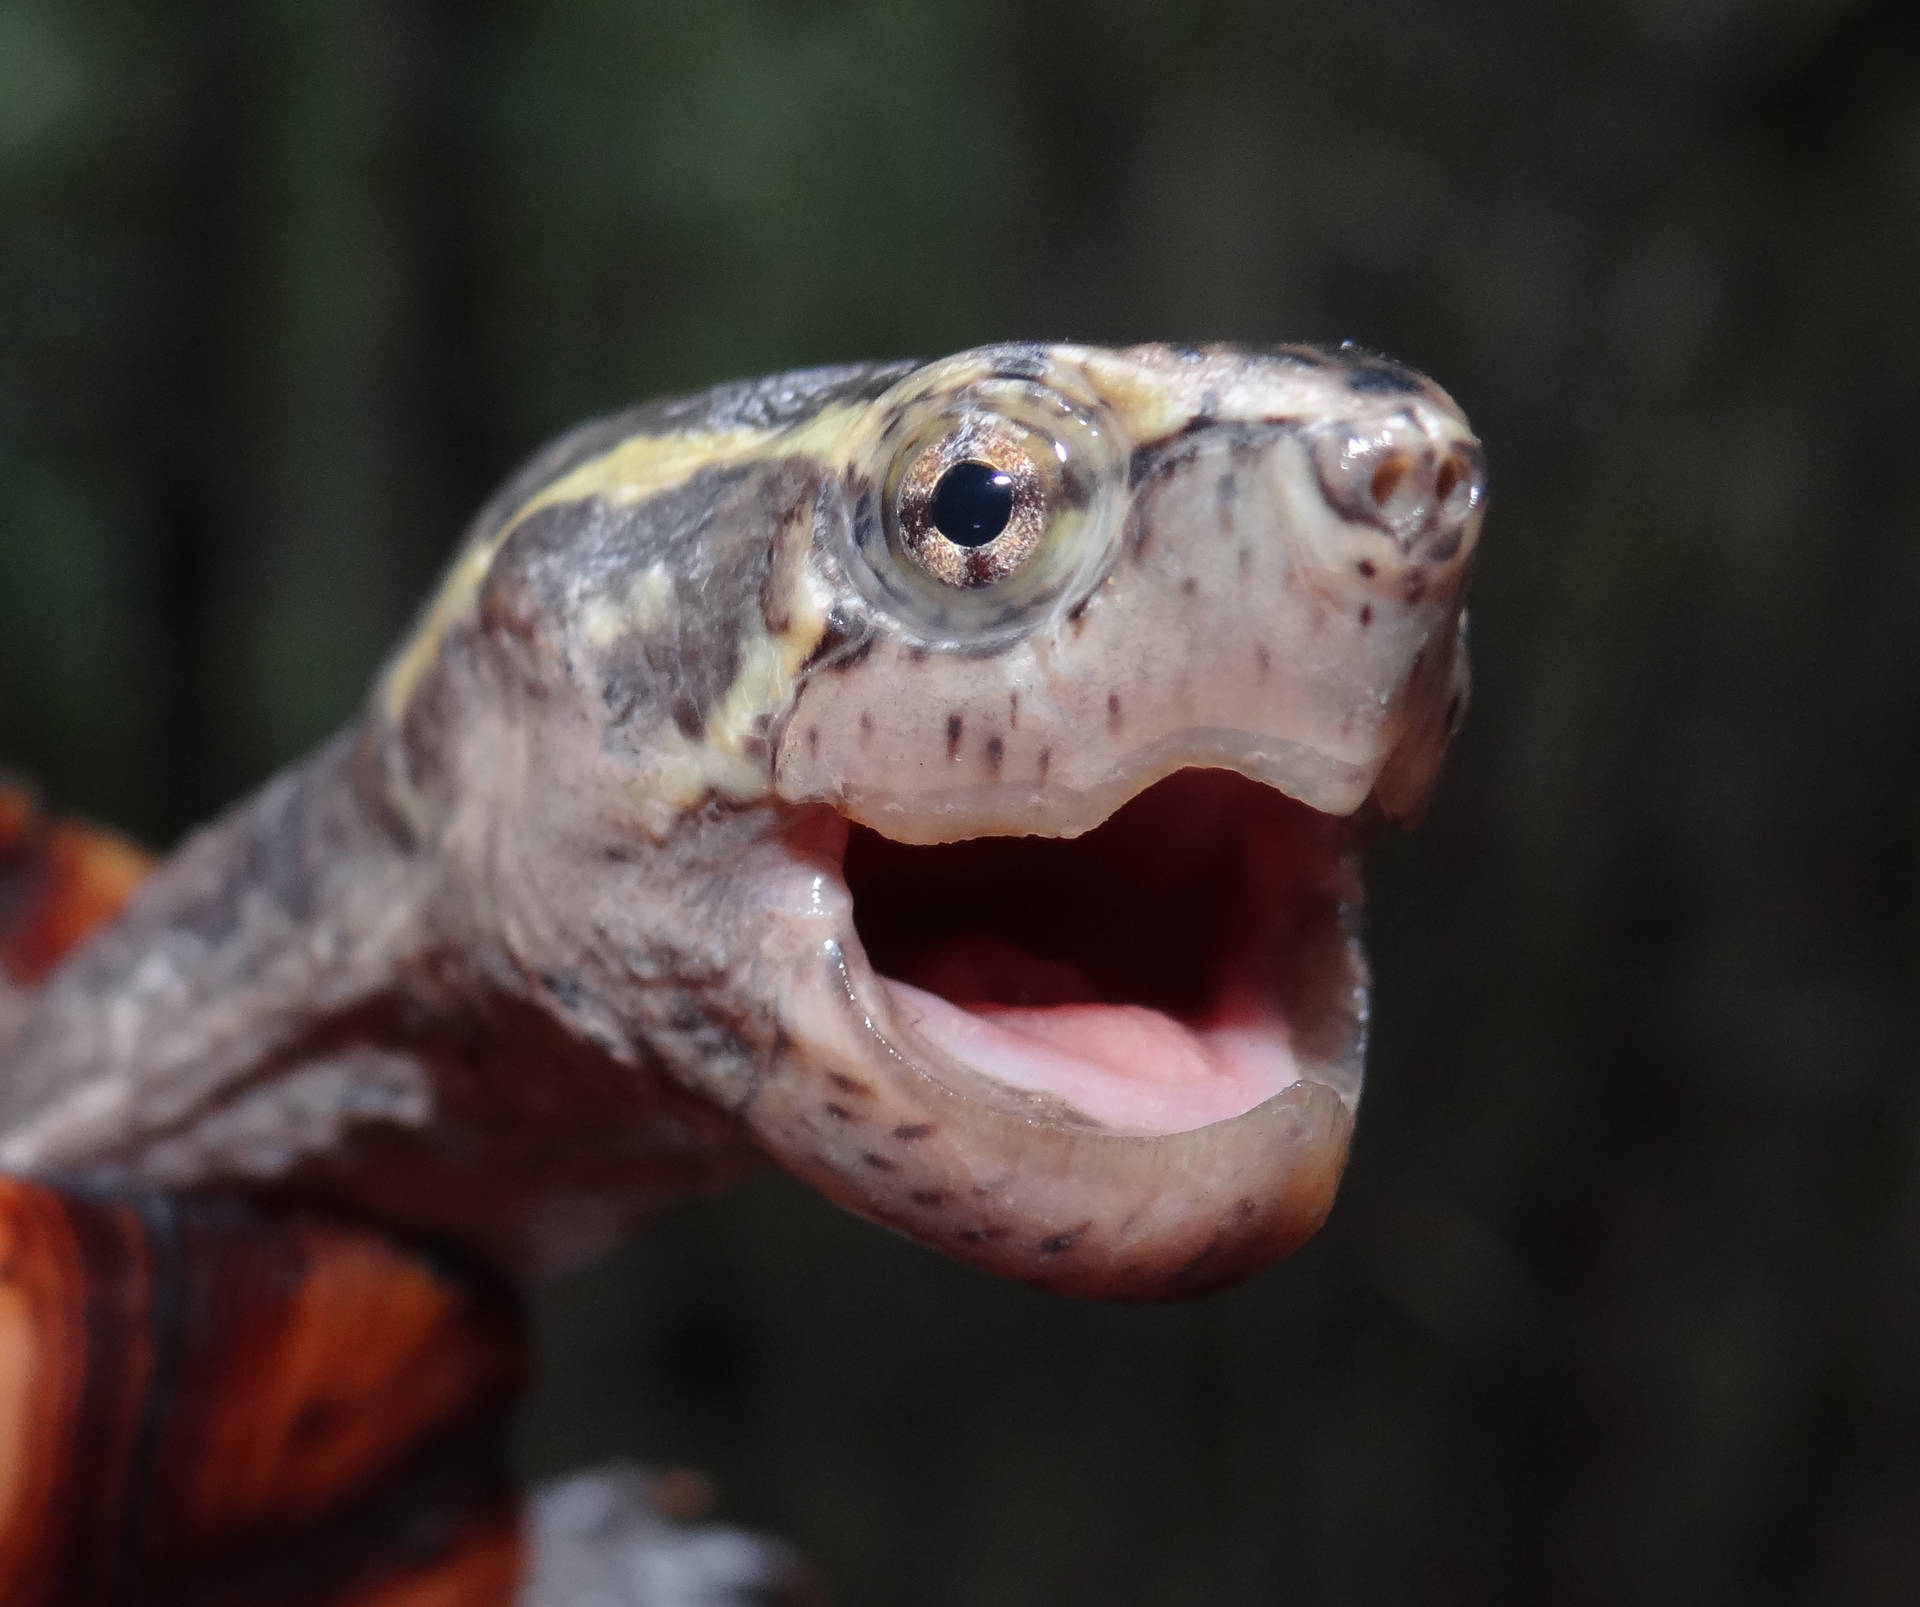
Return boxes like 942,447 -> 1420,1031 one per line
735,765 -> 1367,1299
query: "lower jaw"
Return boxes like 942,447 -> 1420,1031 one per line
754,962 -> 1361,1298
733,778 -> 1366,1296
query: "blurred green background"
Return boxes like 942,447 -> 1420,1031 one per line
3,1 -> 1916,1602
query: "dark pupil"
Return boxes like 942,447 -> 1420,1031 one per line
928,460 -> 1015,547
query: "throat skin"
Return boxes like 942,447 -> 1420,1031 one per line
0,723 -> 764,1271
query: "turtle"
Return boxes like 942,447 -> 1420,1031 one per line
0,340 -> 1484,1605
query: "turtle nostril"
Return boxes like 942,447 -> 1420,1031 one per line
1310,414 -> 1484,565
1369,454 -> 1410,506
1436,447 -> 1484,526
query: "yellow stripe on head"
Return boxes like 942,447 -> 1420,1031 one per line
379,406 -> 864,728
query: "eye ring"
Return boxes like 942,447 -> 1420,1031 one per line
891,429 -> 1049,589
840,365 -> 1129,646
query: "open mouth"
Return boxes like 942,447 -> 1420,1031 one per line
839,768 -> 1367,1137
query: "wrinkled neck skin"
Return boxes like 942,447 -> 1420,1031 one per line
0,343 -> 1483,1295
0,712 -> 782,1271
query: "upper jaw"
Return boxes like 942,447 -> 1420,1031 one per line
775,404 -> 1481,843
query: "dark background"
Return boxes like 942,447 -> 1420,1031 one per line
3,2 -> 1916,1602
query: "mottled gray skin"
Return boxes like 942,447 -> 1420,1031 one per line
0,343 -> 1482,1295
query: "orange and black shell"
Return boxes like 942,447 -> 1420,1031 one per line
0,781 -> 149,987
1,783 -> 527,1607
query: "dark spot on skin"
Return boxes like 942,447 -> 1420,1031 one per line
861,1152 -> 896,1172
1428,530 -> 1463,563
1107,692 -> 1122,733
1066,595 -> 1091,630
1128,445 -> 1158,490
1037,746 -> 1051,780
893,1123 -> 933,1141
1359,604 -> 1373,627
984,735 -> 1004,774
1057,463 -> 1092,509
946,713 -> 964,760
601,360 -> 913,438
1238,547 -> 1252,575
1256,645 -> 1271,676
828,1073 -> 871,1096
1008,692 -> 1019,729
1234,1197 -> 1257,1222
1405,571 -> 1428,605
821,631 -> 875,673
1040,1223 -> 1092,1255
1171,1233 -> 1227,1284
1356,558 -> 1377,579
761,582 -> 792,638
540,971 -> 585,1009
1181,576 -> 1197,597
1346,361 -> 1424,396
669,1001 -> 703,1034
807,726 -> 820,757
859,710 -> 873,739
986,344 -> 1049,379
908,646 -> 928,665
1127,504 -> 1157,561
957,1226 -> 1009,1245
668,695 -> 704,738
824,1103 -> 855,1122
909,1189 -> 947,1207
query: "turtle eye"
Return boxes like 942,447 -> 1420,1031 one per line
846,368 -> 1127,644
891,428 -> 1050,588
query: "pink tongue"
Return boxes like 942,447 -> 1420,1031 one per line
880,979 -> 1304,1135
972,1002 -> 1218,1082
